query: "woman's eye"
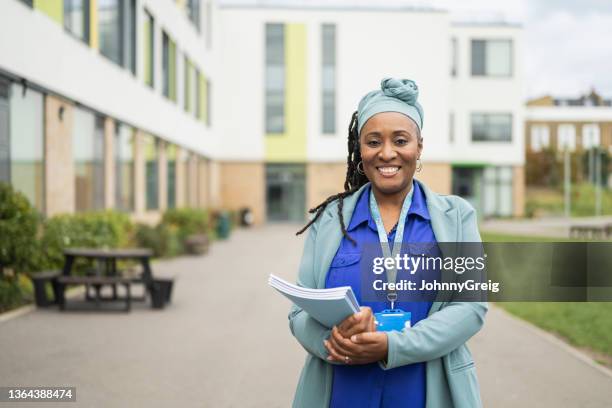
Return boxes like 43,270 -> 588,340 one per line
367,140 -> 380,147
395,139 -> 408,146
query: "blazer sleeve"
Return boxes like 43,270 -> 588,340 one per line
381,198 -> 488,369
287,218 -> 337,362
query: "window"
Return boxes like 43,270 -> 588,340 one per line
99,0 -> 121,65
9,84 -> 45,212
167,144 -> 176,209
162,31 -> 177,101
64,0 -> 90,43
115,122 -> 134,212
205,0 -> 212,49
99,0 -> 136,73
471,113 -> 512,142
265,23 -> 285,133
530,125 -> 550,152
144,134 -> 159,210
582,124 -> 600,149
144,10 -> 155,87
483,166 -> 513,217
74,109 -> 105,212
558,124 -> 576,151
471,40 -> 512,77
450,37 -> 458,77
184,56 -> 191,112
187,0 -> 201,31
322,24 -> 336,134
18,0 -> 33,7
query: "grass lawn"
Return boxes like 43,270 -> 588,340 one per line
480,231 -> 612,364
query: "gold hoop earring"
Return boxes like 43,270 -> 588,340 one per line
416,158 -> 423,173
357,161 -> 365,175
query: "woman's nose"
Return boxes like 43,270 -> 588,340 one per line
378,141 -> 398,161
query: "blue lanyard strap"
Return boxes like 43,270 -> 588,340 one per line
369,183 -> 414,308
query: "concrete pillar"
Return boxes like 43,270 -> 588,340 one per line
158,141 -> 167,211
44,95 -> 75,216
198,157 -> 209,208
208,160 -> 221,208
103,117 -> 115,210
306,162 -> 346,210
175,147 -> 186,208
513,165 -> 525,217
133,130 -> 145,215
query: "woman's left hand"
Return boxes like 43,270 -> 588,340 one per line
324,326 -> 388,365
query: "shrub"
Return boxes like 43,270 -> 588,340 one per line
40,211 -> 133,270
133,223 -> 181,258
161,208 -> 209,249
0,183 -> 40,275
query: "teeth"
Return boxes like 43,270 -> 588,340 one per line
378,167 -> 400,174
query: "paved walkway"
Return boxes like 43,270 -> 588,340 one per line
1,225 -> 611,407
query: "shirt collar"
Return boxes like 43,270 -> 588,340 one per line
347,180 -> 431,232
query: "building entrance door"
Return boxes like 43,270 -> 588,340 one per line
266,164 -> 306,222
452,166 -> 483,216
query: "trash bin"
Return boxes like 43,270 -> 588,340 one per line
150,278 -> 174,309
239,207 -> 254,227
216,211 -> 232,240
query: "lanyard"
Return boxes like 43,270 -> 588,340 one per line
369,184 -> 414,309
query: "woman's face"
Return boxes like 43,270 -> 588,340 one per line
359,112 -> 422,196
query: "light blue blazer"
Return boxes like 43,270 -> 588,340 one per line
289,180 -> 487,408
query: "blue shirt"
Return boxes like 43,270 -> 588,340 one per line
325,181 -> 440,408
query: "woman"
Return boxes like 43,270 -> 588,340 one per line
289,78 -> 487,407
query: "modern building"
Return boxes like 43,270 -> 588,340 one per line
215,2 -> 525,220
0,0 -> 525,225
0,0 -> 218,223
525,90 -> 612,188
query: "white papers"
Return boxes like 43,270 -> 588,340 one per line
268,274 -> 360,328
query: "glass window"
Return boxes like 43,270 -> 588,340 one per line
450,37 -> 458,77
322,24 -> 336,134
184,56 -> 191,112
144,10 -> 154,87
195,68 -> 201,119
167,144 -> 176,209
99,0 -> 121,65
114,122 -> 134,212
187,0 -> 200,31
205,0 -> 212,49
74,109 -> 105,212
482,166 -> 513,217
206,79 -> 211,126
471,113 -> 512,142
530,125 -> 550,152
144,134 -> 159,210
123,0 -> 136,75
18,0 -> 34,7
582,124 -> 600,149
265,23 -> 285,134
471,39 -> 512,77
162,31 -> 176,101
9,85 -> 44,212
64,0 -> 90,43
558,124 -> 576,151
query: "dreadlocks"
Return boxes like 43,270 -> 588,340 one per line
295,111 -> 369,245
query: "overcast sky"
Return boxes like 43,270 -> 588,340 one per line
220,0 -> 612,99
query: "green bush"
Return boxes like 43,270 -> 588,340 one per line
161,208 -> 209,249
133,223 -> 181,258
0,183 -> 40,274
40,211 -> 133,270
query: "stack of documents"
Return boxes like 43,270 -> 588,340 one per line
268,274 -> 360,328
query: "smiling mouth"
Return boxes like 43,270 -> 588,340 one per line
376,166 -> 401,177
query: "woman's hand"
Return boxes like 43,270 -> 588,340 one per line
337,307 -> 376,338
324,326 -> 388,365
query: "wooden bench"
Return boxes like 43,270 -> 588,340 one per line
28,271 -> 61,307
569,225 -> 607,240
56,275 -> 132,312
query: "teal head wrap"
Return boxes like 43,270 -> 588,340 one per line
357,78 -> 424,135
